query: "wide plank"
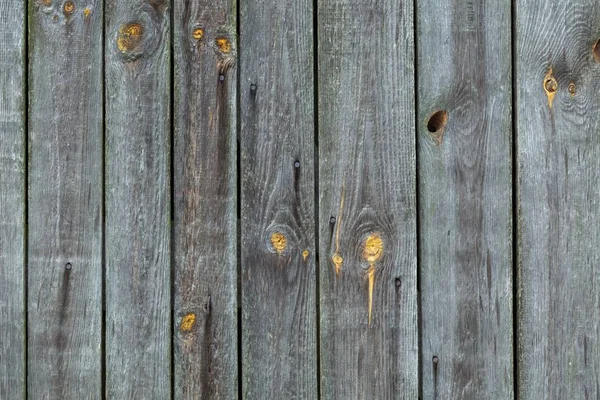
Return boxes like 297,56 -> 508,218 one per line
417,0 -> 514,398
0,0 -> 25,397
240,0 -> 317,397
105,0 -> 171,397
517,2 -> 600,398
318,0 -> 418,398
173,0 -> 238,398
28,0 -> 103,397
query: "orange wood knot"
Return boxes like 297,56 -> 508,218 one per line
83,7 -> 91,18
593,39 -> 600,63
41,0 -> 52,6
216,37 -> 231,53
332,253 -> 343,275
568,82 -> 576,96
63,1 -> 75,15
180,313 -> 196,332
192,27 -> 204,41
302,249 -> 309,261
270,232 -> 287,254
362,234 -> 383,264
543,69 -> 558,109
117,23 -> 144,53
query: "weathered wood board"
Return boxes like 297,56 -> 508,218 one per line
173,0 -> 238,398
240,0 -> 317,397
0,0 -> 25,398
28,0 -> 103,398
417,0 -> 514,398
105,0 -> 171,397
517,2 -> 600,398
318,0 -> 418,398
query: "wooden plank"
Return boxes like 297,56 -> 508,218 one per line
173,0 -> 237,398
318,0 -> 418,398
240,0 -> 317,396
0,0 -> 25,398
28,0 -> 103,397
416,0 -> 513,398
517,2 -> 600,398
105,0 -> 171,398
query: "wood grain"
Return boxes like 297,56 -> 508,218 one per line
173,0 -> 238,398
0,0 -> 25,398
105,0 -> 171,398
28,0 -> 103,398
240,0 -> 317,397
417,0 -> 514,398
318,0 -> 418,398
517,2 -> 600,398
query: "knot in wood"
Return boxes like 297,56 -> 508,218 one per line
543,69 -> 558,109
192,27 -> 204,41
216,37 -> 232,53
362,234 -> 383,264
544,77 -> 557,93
63,1 -> 75,16
332,253 -> 343,274
270,232 -> 287,254
117,23 -> 144,53
302,249 -> 309,261
180,313 -> 196,332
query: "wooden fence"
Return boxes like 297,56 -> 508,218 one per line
1,0 -> 599,398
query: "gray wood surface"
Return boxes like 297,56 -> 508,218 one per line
28,0 -> 103,397
173,0 -> 238,398
105,1 -> 171,398
317,0 -> 418,398
517,2 -> 600,398
0,0 -> 25,398
240,0 -> 317,397
417,0 -> 514,398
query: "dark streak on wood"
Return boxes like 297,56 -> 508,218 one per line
105,0 -> 171,398
0,0 -> 25,397
28,0 -> 103,397
318,0 -> 418,398
173,0 -> 238,398
517,1 -> 600,398
240,0 -> 317,397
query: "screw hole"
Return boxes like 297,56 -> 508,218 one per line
294,160 -> 300,168
250,83 -> 257,91
330,216 -> 336,224
394,277 -> 402,287
427,110 -> 448,133
432,356 -> 439,364
65,262 -> 72,270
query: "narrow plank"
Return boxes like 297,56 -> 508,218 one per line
240,0 -> 317,396
517,2 -> 600,398
318,0 -> 418,397
173,0 -> 237,398
0,0 -> 25,398
416,0 -> 513,398
28,0 -> 103,397
105,0 -> 171,398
